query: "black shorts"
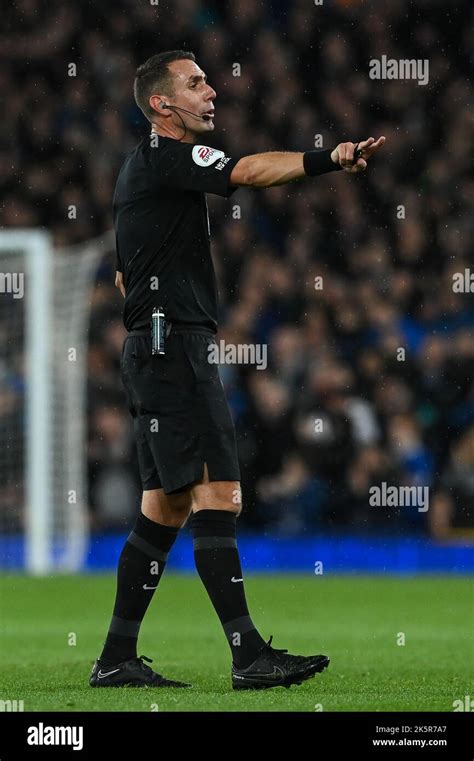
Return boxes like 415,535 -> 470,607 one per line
120,328 -> 241,494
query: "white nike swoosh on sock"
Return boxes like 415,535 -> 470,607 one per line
231,577 -> 243,583
143,584 -> 158,590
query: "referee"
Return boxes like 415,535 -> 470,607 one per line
90,50 -> 385,691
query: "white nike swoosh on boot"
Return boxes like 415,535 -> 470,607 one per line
231,577 -> 243,583
97,668 -> 121,678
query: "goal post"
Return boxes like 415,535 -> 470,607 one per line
26,230 -> 53,574
0,230 -> 52,573
0,228 -> 111,574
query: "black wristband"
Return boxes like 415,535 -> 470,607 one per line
303,149 -> 343,176
352,142 -> 363,164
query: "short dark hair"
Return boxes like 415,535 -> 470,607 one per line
134,50 -> 196,122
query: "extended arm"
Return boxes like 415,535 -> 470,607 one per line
229,137 -> 385,188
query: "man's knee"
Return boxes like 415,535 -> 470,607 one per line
231,484 -> 243,516
191,481 -> 243,515
141,488 -> 192,527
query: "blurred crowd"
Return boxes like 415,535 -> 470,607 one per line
1,0 -> 472,536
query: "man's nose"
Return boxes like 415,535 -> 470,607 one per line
205,84 -> 216,101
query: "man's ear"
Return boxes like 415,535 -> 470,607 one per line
149,94 -> 169,116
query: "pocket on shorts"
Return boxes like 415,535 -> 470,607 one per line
120,334 -> 193,416
183,334 -> 218,384
121,336 -> 153,374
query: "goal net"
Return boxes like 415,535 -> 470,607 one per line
0,229 -> 112,573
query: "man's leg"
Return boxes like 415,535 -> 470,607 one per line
99,488 -> 191,665
189,464 -> 266,669
189,464 -> 330,690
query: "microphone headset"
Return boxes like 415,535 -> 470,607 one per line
160,103 -> 212,121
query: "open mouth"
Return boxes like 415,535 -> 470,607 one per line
204,109 -> 215,118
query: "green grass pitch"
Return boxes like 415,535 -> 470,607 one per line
0,574 -> 472,712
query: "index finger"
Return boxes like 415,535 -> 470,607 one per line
370,136 -> 386,151
357,137 -> 375,152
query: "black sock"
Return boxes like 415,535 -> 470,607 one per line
191,509 -> 266,669
99,512 -> 179,665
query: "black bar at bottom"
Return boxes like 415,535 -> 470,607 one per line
0,711 -> 472,759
